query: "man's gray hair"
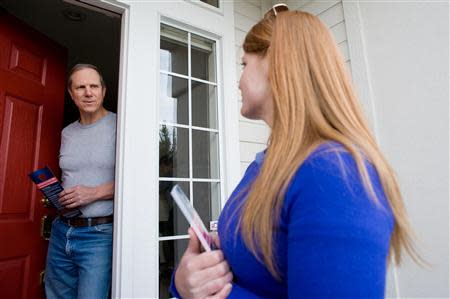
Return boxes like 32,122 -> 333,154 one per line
67,63 -> 106,89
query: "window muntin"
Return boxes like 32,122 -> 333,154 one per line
159,22 -> 222,298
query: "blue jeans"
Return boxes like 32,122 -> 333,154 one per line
45,217 -> 113,299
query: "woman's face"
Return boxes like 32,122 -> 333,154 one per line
239,52 -> 273,126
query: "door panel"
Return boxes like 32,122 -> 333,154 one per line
0,14 -> 66,299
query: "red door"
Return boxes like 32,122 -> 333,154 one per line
0,14 -> 66,299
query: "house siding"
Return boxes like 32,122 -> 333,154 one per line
234,1 -> 270,176
288,0 -> 352,74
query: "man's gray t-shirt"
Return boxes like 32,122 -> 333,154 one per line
59,112 -> 116,218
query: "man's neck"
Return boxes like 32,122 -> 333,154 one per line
79,108 -> 108,125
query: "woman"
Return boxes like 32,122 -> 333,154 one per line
171,4 -> 419,299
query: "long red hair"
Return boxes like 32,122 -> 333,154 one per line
238,10 -> 421,279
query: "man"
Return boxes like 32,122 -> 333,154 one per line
44,64 -> 116,299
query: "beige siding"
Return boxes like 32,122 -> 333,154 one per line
234,1 -> 262,21
240,142 -> 266,163
298,0 -> 341,15
240,162 -> 251,175
239,121 -> 270,143
330,21 -> 347,43
234,1 -> 270,176
289,1 -> 349,63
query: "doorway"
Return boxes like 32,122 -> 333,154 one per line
0,0 -> 121,298
0,0 -> 121,123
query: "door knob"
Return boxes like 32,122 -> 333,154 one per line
41,197 -> 52,208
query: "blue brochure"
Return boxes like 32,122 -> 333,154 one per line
29,166 -> 81,219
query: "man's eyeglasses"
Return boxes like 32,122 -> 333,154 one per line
264,3 -> 289,18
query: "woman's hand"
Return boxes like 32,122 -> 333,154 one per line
175,228 -> 233,299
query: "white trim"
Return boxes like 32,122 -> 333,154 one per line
342,2 -> 400,298
119,4 -> 162,297
341,0 -> 378,134
188,31 -> 194,206
112,4 -> 129,297
219,3 -> 241,199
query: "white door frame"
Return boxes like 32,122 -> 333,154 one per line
77,1 -> 240,298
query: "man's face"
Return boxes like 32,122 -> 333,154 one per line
68,68 -> 106,115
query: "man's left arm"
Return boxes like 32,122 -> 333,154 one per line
93,182 -> 115,200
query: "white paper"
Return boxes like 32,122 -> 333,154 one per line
170,184 -> 213,251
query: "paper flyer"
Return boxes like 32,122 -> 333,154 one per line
29,166 -> 81,219
170,184 -> 214,251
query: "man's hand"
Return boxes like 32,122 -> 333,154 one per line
58,182 -> 114,209
58,185 -> 97,209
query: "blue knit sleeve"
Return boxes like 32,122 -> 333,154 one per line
169,269 -> 181,298
282,149 -> 394,298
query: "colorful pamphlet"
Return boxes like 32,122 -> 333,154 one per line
170,184 -> 215,251
29,166 -> 81,219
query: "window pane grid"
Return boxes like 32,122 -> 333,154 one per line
159,24 -> 222,298
159,24 -> 221,227
160,70 -> 217,86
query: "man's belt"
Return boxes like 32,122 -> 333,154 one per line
60,215 -> 113,227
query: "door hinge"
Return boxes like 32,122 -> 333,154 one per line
40,215 -> 52,241
39,270 -> 45,287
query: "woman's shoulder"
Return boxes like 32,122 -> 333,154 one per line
292,141 -> 358,183
283,141 -> 393,223
304,141 -> 350,165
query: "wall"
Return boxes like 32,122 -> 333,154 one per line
286,0 -> 352,72
356,2 -> 449,297
234,0 -> 450,297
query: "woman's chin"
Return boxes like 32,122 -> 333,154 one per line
240,108 -> 257,120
